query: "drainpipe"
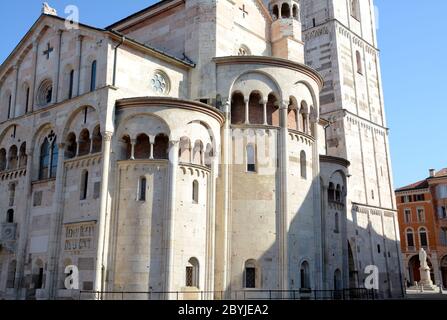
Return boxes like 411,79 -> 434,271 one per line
112,36 -> 125,87
323,122 -> 331,155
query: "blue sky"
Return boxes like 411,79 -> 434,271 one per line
0,0 -> 445,188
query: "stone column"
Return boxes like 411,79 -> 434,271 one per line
279,101 -> 289,293
76,35 -> 84,97
54,30 -> 63,103
30,41 -> 39,111
130,139 -> 136,160
12,64 -> 19,118
14,147 -> 34,299
165,140 -> 179,298
46,142 -> 67,299
150,143 -> 154,160
262,100 -> 268,125
94,132 -> 113,296
76,140 -> 80,157
244,98 -> 250,125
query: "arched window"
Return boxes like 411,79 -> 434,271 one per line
300,151 -> 307,179
91,125 -> 102,153
351,0 -> 361,20
6,260 -> 16,288
281,3 -> 290,18
334,269 -> 342,291
328,183 -> 335,201
238,45 -> 251,56
179,137 -> 191,163
135,134 -> 150,159
39,138 -> 50,180
139,177 -> 147,201
292,4 -> 299,20
68,69 -> 75,99
37,79 -> 53,107
193,140 -> 204,165
7,145 -> 18,170
0,149 -> 6,171
231,92 -> 245,125
335,185 -> 342,202
249,92 -> 263,125
300,261 -> 310,290
154,134 -> 169,160
90,60 -> 97,92
244,260 -> 257,288
246,144 -> 256,173
272,5 -> 279,20
19,142 -> 27,168
65,132 -> 77,159
78,129 -> 91,157
205,144 -> 213,168
356,51 -> 363,75
186,258 -> 200,288
80,170 -> 89,200
406,229 -> 415,248
192,180 -> 199,204
419,227 -> 428,248
34,259 -> 45,289
334,212 -> 340,233
6,209 -> 14,223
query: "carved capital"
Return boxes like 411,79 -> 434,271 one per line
279,101 -> 289,110
102,131 -> 113,142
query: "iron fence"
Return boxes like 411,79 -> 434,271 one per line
77,288 -> 376,301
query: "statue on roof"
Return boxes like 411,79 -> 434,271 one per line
42,2 -> 58,16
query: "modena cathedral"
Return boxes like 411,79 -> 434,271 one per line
0,0 -> 404,300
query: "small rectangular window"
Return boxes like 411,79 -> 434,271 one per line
186,267 -> 193,287
139,177 -> 147,201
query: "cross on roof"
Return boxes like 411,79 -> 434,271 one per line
43,42 -> 54,60
239,4 -> 248,18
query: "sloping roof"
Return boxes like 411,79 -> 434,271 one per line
1,12 -> 194,74
395,179 -> 429,193
434,168 -> 447,178
106,0 -> 175,30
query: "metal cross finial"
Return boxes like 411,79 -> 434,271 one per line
239,4 -> 248,18
43,42 -> 54,60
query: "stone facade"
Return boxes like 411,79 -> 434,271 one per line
0,0 -> 403,300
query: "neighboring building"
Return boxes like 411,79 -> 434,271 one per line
0,0 -> 403,300
396,168 -> 447,289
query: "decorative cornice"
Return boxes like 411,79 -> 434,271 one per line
213,56 -> 324,89
319,155 -> 350,168
115,97 -> 225,125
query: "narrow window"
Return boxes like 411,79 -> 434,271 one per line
245,267 -> 256,288
246,144 -> 256,173
420,228 -> 428,248
404,209 -> 412,224
39,138 -> 50,180
186,258 -> 199,288
6,209 -> 14,223
7,94 -> 12,119
80,170 -> 88,200
139,177 -> 147,201
68,70 -> 74,99
417,208 -> 425,222
377,244 -> 381,254
192,180 -> 199,204
90,60 -> 97,92
300,151 -> 307,179
356,51 -> 363,75
25,87 -> 30,112
9,183 -> 16,207
300,261 -> 310,290
406,229 -> 414,248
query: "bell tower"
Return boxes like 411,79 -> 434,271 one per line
269,0 -> 304,63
